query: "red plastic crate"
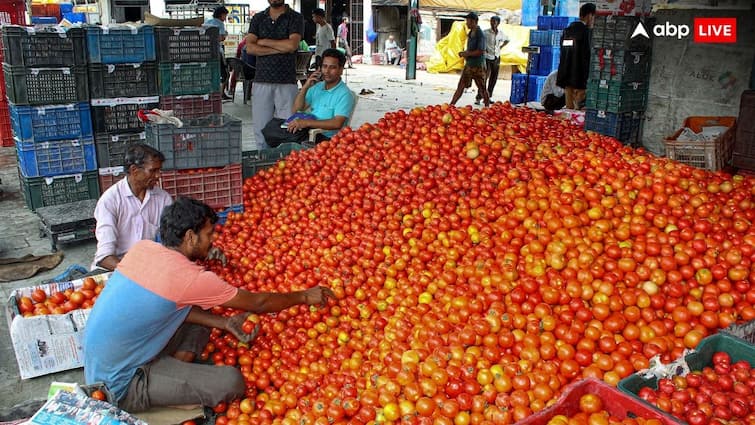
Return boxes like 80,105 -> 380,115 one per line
31,3 -> 60,20
0,103 -> 12,147
159,163 -> 242,210
98,167 -> 127,195
158,93 -> 222,120
0,1 -> 26,25
515,379 -> 683,425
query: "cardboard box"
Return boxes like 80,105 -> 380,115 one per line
595,0 -> 652,16
5,273 -> 110,379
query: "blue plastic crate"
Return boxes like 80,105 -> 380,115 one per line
30,17 -> 58,25
217,205 -> 243,226
537,46 -> 560,75
537,16 -> 552,30
527,53 -> 540,74
521,0 -> 539,26
552,16 -> 577,30
62,12 -> 86,23
59,3 -> 74,14
527,75 -> 547,102
510,74 -> 527,104
86,25 -> 156,64
585,109 -> 643,145
548,30 -> 563,46
529,30 -> 548,46
10,102 -> 93,143
16,137 -> 97,177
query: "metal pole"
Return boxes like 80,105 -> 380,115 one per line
405,0 -> 418,80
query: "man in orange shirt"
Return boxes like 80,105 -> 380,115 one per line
84,197 -> 335,412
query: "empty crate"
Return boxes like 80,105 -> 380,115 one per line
88,62 -> 158,98
10,102 -> 93,143
155,26 -> 219,63
95,131 -> 146,168
145,114 -> 241,170
3,64 -> 88,105
2,25 -> 87,67
86,25 -> 156,64
159,163 -> 242,210
159,93 -> 222,120
158,62 -> 221,96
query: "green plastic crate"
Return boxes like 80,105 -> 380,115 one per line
19,168 -> 100,211
158,61 -> 221,96
586,79 -> 649,113
589,49 -> 651,83
618,333 -> 755,422
242,143 -> 310,179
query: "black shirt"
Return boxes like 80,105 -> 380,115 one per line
556,20 -> 591,90
248,6 -> 304,84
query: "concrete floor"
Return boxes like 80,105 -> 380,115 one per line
0,64 -> 511,418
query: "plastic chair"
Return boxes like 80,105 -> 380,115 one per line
226,57 -> 254,104
307,89 -> 359,145
295,51 -> 314,85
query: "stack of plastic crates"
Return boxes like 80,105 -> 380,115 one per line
511,15 -> 575,104
0,1 -> 26,147
146,113 -> 243,213
85,24 -> 158,194
584,15 -> 654,146
155,26 -> 222,120
1,25 -> 99,211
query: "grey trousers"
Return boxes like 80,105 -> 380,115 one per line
251,82 -> 299,150
119,324 -> 245,413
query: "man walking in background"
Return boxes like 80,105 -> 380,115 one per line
246,0 -> 304,148
476,15 -> 509,104
557,3 -> 596,110
337,17 -> 354,68
450,12 -> 489,108
312,8 -> 335,70
203,6 -> 231,100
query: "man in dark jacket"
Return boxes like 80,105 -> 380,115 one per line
556,3 -> 596,110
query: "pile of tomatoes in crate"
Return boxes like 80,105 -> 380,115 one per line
638,351 -> 755,424
203,102 -> 754,424
16,277 -> 104,316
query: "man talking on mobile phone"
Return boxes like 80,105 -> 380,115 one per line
262,48 -> 355,146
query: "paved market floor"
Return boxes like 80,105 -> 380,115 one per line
0,64 -> 512,418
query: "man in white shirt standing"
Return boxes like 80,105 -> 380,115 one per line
540,69 -> 565,112
476,15 -> 509,105
312,8 -> 335,70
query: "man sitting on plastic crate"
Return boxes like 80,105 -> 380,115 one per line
262,48 -> 355,147
92,144 -> 172,271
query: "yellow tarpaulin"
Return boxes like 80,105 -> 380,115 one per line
426,22 -> 533,74
421,0 -> 522,11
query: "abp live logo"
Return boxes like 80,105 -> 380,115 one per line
631,17 -> 737,43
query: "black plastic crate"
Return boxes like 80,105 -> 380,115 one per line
589,48 -> 651,83
18,168 -> 100,211
1,25 -> 87,67
585,109 -> 644,146
145,113 -> 242,170
91,97 -> 159,134
88,62 -> 158,99
592,16 -> 654,50
95,131 -> 146,168
155,26 -> 219,63
242,143 -> 310,179
3,64 -> 88,105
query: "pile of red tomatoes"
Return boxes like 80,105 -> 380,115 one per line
207,102 -> 755,425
